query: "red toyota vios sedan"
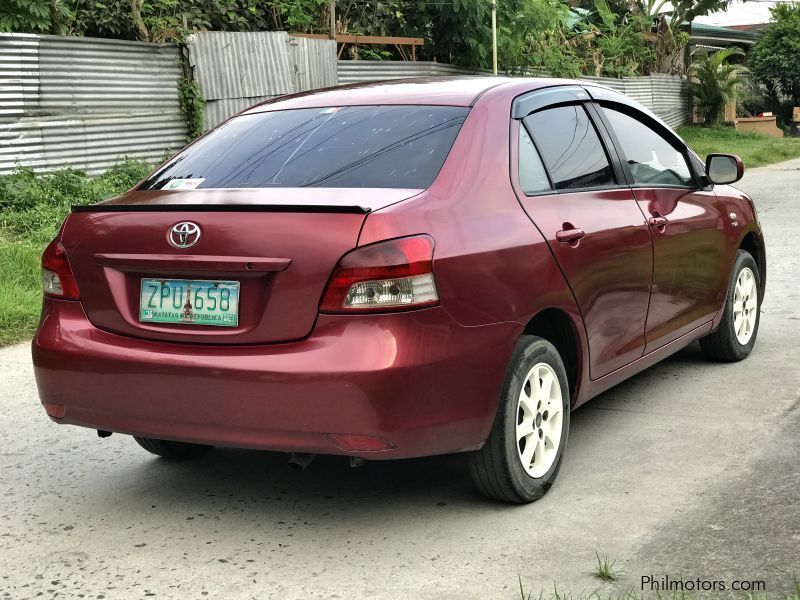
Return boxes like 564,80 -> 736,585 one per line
32,77 -> 765,502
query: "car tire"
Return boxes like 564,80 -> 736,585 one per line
133,436 -> 213,459
700,250 -> 761,362
468,335 -> 570,503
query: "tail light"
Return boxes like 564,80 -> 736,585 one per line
41,238 -> 80,299
320,235 -> 438,313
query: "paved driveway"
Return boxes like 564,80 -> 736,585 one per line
1,160 -> 799,599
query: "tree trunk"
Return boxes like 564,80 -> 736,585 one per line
131,0 -> 149,42
653,16 -> 687,75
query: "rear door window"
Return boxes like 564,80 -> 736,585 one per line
518,126 -> 552,194
523,105 -> 615,190
139,105 -> 468,190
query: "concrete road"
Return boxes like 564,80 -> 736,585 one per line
2,160 -> 799,600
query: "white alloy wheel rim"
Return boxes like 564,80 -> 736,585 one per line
733,266 -> 758,345
516,362 -> 563,478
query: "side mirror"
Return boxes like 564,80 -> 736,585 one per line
706,153 -> 744,185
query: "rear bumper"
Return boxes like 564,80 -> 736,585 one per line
32,300 -> 518,459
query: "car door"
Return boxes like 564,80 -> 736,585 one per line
592,101 -> 728,352
511,92 -> 652,379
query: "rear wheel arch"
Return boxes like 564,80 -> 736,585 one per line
522,308 -> 582,405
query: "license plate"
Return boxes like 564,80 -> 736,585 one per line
139,279 -> 240,327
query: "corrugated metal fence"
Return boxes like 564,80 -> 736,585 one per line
186,32 -> 337,130
0,33 -> 187,175
0,34 -> 689,176
579,73 -> 689,129
338,61 -> 689,128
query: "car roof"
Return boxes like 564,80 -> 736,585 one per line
240,76 -> 571,113
234,76 -> 670,133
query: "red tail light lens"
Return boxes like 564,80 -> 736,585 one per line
320,235 -> 438,313
41,239 -> 80,300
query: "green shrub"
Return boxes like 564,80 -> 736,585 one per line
736,77 -> 769,118
0,158 -> 151,243
178,77 -> 205,141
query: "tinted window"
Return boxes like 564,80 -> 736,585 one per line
524,105 -> 615,190
139,105 -> 468,190
602,107 -> 693,186
518,126 -> 551,194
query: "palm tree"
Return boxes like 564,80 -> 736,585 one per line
690,47 -> 746,125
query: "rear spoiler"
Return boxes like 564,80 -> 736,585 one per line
71,204 -> 371,214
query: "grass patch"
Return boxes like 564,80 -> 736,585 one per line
593,552 -> 620,582
0,234 -> 42,345
677,125 -> 800,169
0,159 -> 152,346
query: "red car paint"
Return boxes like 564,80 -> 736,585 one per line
32,77 -> 765,459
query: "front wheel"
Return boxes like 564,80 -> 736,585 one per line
700,250 -> 761,362
468,336 -> 570,503
134,436 -> 213,459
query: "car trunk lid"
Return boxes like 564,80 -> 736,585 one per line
61,188 -> 419,345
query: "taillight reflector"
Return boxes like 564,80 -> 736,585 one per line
325,433 -> 396,452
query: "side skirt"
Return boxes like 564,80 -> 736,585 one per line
574,320 -> 714,408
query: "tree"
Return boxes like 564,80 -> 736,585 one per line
404,0 -> 490,68
573,0 -> 732,74
749,3 -> 800,106
690,47 -> 745,125
496,0 -> 582,76
0,0 -> 72,34
621,0 -> 732,74
582,0 -> 655,77
404,0 -> 583,73
0,0 -> 733,78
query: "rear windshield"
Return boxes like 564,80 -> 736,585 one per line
139,105 -> 469,190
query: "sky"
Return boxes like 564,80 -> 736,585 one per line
694,1 -> 781,26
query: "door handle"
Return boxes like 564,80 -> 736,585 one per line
648,216 -> 668,229
556,228 -> 586,243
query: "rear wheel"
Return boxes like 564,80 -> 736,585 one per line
700,250 -> 761,362
468,336 -> 570,503
133,436 -> 213,459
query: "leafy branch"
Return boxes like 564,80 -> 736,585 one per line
178,76 -> 204,141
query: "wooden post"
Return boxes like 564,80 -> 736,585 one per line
491,0 -> 497,75
329,0 -> 336,39
724,98 -> 737,123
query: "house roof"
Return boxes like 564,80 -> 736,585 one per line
727,23 -> 770,32
690,23 -> 760,44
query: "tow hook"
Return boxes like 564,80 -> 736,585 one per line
349,457 -> 365,468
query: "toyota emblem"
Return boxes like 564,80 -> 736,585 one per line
168,222 -> 201,248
